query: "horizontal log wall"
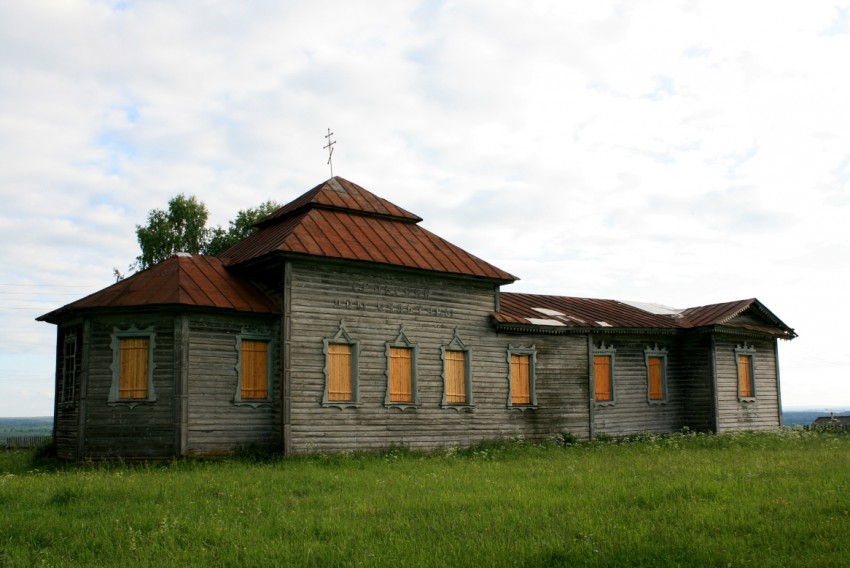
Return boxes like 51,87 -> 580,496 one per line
83,314 -> 176,459
286,260 -> 590,453
676,333 -> 715,432
187,314 -> 281,455
714,336 -> 780,431
592,335 -> 685,436
54,324 -> 82,459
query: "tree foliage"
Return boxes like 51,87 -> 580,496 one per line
135,194 -> 210,270
205,200 -> 281,256
131,195 -> 280,272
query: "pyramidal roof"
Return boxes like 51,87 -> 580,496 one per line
221,177 -> 517,282
38,254 -> 280,323
257,176 -> 422,227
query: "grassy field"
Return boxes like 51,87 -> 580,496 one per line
1,430 -> 848,567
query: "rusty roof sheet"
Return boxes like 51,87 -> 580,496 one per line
37,254 -> 279,323
257,177 -> 421,228
222,177 -> 516,282
495,293 -> 684,329
495,293 -> 796,338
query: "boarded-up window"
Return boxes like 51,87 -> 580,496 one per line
327,343 -> 353,401
445,350 -> 466,404
241,340 -> 269,400
389,347 -> 413,403
119,337 -> 149,400
648,356 -> 664,401
594,355 -> 612,402
738,354 -> 753,398
511,354 -> 531,405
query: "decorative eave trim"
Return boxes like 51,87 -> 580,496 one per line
244,252 -> 517,285
38,302 -> 281,324
491,320 -> 681,336
694,325 -> 796,341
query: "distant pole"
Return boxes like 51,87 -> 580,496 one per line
324,128 -> 336,178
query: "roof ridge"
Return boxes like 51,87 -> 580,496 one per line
256,177 -> 422,229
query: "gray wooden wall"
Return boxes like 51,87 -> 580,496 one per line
187,313 -> 280,456
592,334 -> 685,436
54,323 -> 82,460
286,260 -> 591,453
714,336 -> 780,431
83,314 -> 176,459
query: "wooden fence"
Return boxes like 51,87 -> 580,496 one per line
2,435 -> 53,449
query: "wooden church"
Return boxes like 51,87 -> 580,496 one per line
38,177 -> 796,459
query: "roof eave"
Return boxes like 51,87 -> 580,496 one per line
240,250 -> 517,284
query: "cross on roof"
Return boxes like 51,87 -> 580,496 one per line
323,128 -> 336,177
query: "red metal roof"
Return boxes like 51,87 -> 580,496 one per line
257,177 -> 421,227
495,293 -> 683,329
680,299 -> 758,327
38,254 -> 280,322
495,293 -> 795,338
222,177 -> 516,282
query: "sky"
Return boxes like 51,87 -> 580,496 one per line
1,0 -> 849,417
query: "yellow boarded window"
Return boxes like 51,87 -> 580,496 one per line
445,351 -> 466,404
648,356 -> 664,401
738,354 -> 753,398
241,340 -> 269,399
594,355 -> 612,401
328,343 -> 352,401
389,347 -> 413,403
511,354 -> 531,405
119,337 -> 149,400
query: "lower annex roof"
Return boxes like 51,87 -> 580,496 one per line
494,293 -> 796,339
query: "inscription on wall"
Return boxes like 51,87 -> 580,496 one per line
352,282 -> 432,300
333,282 -> 453,318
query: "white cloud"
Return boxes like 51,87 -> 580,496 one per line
1,0 -> 849,415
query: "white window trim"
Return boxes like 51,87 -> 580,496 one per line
108,326 -> 157,408
441,329 -> 474,410
593,342 -> 616,406
233,331 -> 274,408
506,344 -> 537,410
384,325 -> 419,411
644,344 -> 669,405
322,320 -> 360,409
734,342 -> 757,403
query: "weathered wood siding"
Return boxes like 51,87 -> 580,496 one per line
676,333 -> 715,432
592,335 -> 685,436
714,336 -> 780,431
54,323 -> 82,459
187,314 -> 281,455
82,314 -> 176,458
286,260 -> 589,453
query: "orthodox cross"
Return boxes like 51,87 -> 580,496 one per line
323,128 -> 336,177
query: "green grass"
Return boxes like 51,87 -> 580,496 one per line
1,430 -> 849,566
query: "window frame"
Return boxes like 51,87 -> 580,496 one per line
440,329 -> 473,410
735,342 -> 757,402
506,344 -> 537,410
384,325 -> 419,410
109,326 -> 157,407
60,328 -> 78,405
644,344 -> 668,405
593,342 -> 616,406
322,321 -> 360,409
233,332 -> 274,408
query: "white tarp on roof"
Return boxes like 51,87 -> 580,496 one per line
620,300 -> 683,316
